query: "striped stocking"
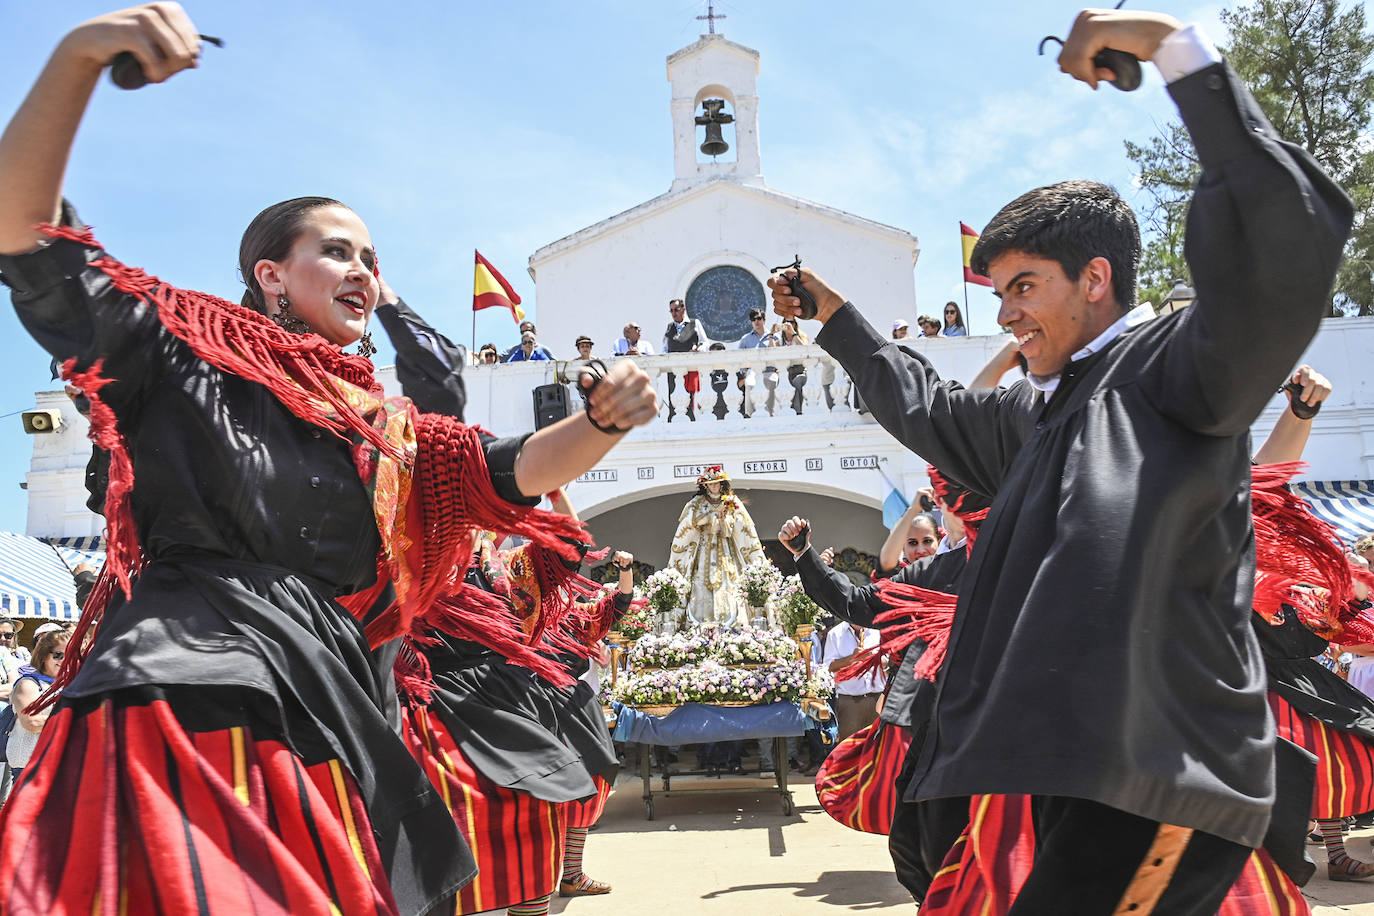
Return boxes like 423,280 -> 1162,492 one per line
506,894 -> 551,916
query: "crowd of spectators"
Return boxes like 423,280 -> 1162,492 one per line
478,297 -> 975,367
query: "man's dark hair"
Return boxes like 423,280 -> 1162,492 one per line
749,308 -> 764,320
970,180 -> 1140,311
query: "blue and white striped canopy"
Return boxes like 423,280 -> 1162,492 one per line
1289,480 -> 1374,549
0,531 -> 91,620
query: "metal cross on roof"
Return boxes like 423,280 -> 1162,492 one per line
696,3 -> 726,34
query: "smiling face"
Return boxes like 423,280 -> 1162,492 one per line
903,518 -> 940,563
990,251 -> 1119,378
255,206 -> 379,346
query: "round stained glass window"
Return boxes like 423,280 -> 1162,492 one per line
686,266 -> 765,343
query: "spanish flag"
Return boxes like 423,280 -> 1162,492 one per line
961,222 -> 993,288
473,250 -> 525,323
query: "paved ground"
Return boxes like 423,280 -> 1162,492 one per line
517,769 -> 1374,915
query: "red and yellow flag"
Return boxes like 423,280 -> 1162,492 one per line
473,250 -> 525,323
960,222 -> 993,288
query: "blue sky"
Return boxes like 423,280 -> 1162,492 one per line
0,0 -> 1228,533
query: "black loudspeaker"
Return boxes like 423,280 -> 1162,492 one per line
533,383 -> 570,430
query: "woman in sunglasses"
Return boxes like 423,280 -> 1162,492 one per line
5,629 -> 69,784
939,301 -> 967,337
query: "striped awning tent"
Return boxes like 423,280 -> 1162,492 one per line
0,531 -> 103,621
1290,481 -> 1374,549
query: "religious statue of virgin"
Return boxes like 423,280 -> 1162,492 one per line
668,466 -> 766,624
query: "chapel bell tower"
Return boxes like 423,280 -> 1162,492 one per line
666,27 -> 764,192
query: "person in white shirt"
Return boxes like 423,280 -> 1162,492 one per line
824,621 -> 885,740
611,322 -> 654,356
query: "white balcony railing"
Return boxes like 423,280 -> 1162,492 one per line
458,344 -> 874,437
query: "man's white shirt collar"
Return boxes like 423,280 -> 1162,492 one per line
1026,304 -> 1156,401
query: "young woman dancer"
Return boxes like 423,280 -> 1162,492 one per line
0,6 -> 657,913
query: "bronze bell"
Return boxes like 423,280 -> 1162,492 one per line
696,98 -> 733,157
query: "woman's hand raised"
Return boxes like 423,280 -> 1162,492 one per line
60,3 -> 203,85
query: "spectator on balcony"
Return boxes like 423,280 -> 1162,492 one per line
917,317 -> 942,338
662,298 -> 708,353
612,322 -> 654,357
502,320 -> 554,361
779,317 -> 810,347
574,335 -> 597,362
477,343 -> 500,365
737,309 -> 777,348
940,301 -> 967,337
505,330 -> 551,363
663,298 -> 707,421
892,319 -> 910,340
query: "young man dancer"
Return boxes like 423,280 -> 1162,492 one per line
771,9 -> 1352,911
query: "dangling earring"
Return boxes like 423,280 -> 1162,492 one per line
273,292 -> 310,334
355,331 -> 376,359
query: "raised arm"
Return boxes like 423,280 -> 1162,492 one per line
1253,365 -> 1331,465
0,4 -> 202,254
781,515 -> 937,629
1107,25 -> 1355,433
877,498 -> 921,573
770,272 -> 1035,498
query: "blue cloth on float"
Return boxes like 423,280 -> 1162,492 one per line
613,701 -> 814,745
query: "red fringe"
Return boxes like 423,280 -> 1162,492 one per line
926,464 -> 988,552
393,638 -> 435,706
835,583 -> 959,684
1251,462 -> 1374,644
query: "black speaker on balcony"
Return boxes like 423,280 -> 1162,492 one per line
533,383 -> 570,430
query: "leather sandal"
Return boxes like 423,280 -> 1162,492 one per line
560,877 -> 612,897
1328,856 -> 1374,881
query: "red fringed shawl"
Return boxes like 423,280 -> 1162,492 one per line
32,224 -> 588,711
834,466 -> 987,685
1251,461 -> 1374,644
396,540 -> 646,700
834,582 -> 960,685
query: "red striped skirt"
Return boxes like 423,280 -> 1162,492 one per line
0,698 -> 395,916
565,775 -> 613,829
1268,691 -> 1374,819
921,795 -> 1309,916
402,706 -> 564,914
815,720 -> 913,835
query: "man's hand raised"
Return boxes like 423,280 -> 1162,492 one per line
1057,9 -> 1182,90
767,267 -> 846,325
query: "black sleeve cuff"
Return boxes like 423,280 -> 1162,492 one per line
481,431 -> 539,506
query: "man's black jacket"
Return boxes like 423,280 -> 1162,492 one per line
814,62 -> 1352,848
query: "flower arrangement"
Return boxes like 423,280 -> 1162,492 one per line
612,658 -> 817,708
712,626 -> 798,666
804,664 -> 836,698
774,575 -> 822,633
642,567 -> 690,615
736,561 -> 783,608
616,596 -> 653,639
629,631 -> 712,668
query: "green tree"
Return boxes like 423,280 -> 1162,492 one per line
1125,0 -> 1374,315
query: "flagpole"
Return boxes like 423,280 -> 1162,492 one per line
961,222 -> 971,336
472,249 -> 478,356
